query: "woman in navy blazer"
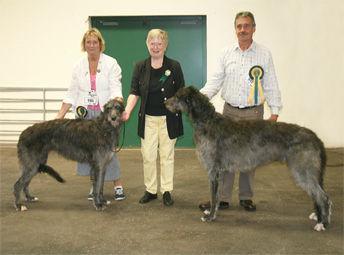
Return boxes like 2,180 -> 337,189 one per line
122,29 -> 185,206
56,28 -> 125,202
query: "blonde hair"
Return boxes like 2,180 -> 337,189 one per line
81,28 -> 105,52
146,29 -> 168,46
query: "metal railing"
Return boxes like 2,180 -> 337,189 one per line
0,87 -> 69,145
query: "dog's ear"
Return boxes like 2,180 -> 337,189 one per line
187,86 -> 199,107
191,99 -> 198,108
103,102 -> 109,111
116,101 -> 125,113
185,96 -> 191,105
185,94 -> 197,108
189,86 -> 199,93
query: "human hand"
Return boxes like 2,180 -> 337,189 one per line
121,111 -> 130,122
114,97 -> 124,103
268,115 -> 278,122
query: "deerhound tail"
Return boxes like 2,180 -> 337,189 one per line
38,164 -> 66,183
319,145 -> 327,187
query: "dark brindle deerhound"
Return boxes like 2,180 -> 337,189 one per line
165,86 -> 332,231
14,99 -> 124,211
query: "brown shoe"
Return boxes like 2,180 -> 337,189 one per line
240,200 -> 256,212
199,201 -> 229,211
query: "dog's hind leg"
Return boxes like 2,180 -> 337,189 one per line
23,184 -> 38,202
306,164 -> 332,231
20,152 -> 52,203
291,172 -> 331,231
310,191 -> 332,231
287,149 -> 331,231
14,164 -> 40,211
311,147 -> 332,231
202,171 -> 221,222
22,155 -> 54,202
14,177 -> 27,211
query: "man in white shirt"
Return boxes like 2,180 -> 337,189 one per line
199,11 -> 283,212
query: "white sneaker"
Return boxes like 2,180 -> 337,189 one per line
115,187 -> 126,201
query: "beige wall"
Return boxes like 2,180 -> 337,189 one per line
1,0 -> 343,147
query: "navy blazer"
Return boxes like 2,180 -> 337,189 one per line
130,56 -> 185,139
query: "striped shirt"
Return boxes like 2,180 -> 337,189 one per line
201,41 -> 283,115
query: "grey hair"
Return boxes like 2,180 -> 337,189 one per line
234,11 -> 256,27
146,29 -> 168,45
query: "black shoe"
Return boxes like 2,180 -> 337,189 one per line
163,192 -> 174,206
139,191 -> 157,204
199,201 -> 229,211
240,200 -> 256,212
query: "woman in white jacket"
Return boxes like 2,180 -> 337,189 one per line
56,28 -> 125,202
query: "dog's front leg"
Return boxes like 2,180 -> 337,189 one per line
202,171 -> 219,222
98,176 -> 111,205
92,167 -> 107,211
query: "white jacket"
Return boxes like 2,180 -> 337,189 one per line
63,53 -> 123,113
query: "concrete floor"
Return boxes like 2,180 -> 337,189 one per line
1,147 -> 343,254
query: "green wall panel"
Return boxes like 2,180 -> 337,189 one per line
91,16 -> 206,148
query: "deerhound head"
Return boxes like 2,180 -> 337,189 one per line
165,86 -> 216,121
165,86 -> 200,112
103,99 -> 124,128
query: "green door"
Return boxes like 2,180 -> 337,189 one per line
92,16 -> 207,148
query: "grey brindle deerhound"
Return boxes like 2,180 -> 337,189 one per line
14,99 -> 124,211
165,86 -> 332,231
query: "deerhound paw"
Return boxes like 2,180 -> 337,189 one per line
204,209 -> 210,215
309,212 -> 318,221
201,215 -> 216,222
314,223 -> 326,231
15,205 -> 27,211
26,197 -> 38,202
100,199 -> 111,205
94,204 -> 107,211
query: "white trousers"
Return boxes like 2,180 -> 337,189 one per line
141,115 -> 176,194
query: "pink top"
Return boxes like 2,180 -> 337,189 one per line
88,73 -> 101,110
